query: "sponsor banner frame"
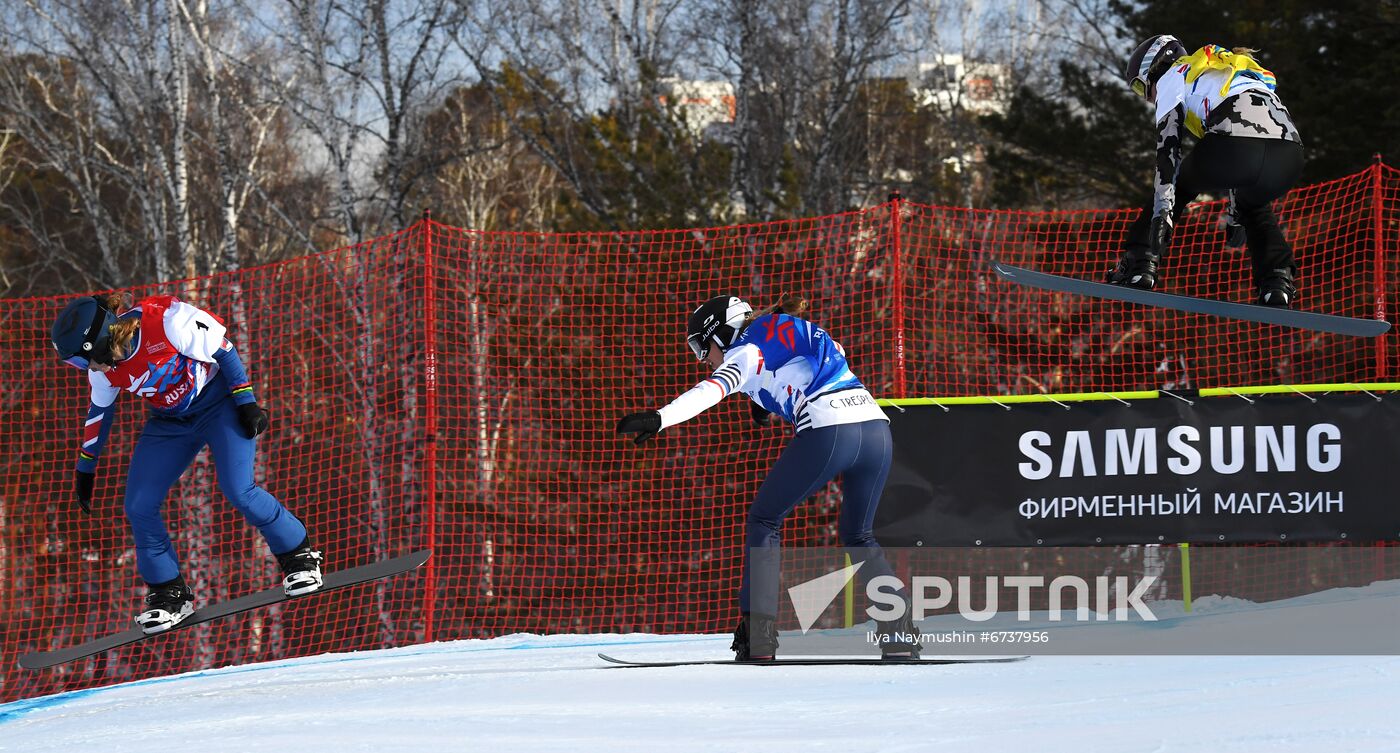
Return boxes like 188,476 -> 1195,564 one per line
873,384 -> 1400,546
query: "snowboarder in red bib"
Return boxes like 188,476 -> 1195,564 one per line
51,293 -> 323,634
1109,36 -> 1305,307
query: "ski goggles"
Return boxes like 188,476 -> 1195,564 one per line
687,334 -> 708,361
61,353 -> 92,370
1128,35 -> 1178,99
54,296 -> 116,370
58,339 -> 116,370
59,349 -> 115,370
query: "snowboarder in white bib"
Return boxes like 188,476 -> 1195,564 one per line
617,294 -> 918,661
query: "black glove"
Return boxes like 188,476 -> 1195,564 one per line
74,470 -> 95,515
237,402 -> 270,438
1149,214 -> 1174,255
750,402 -> 773,427
1223,213 -> 1246,249
1223,219 -> 1246,248
616,411 -> 662,445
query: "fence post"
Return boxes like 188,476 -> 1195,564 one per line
1373,157 -> 1391,587
889,190 -> 906,399
421,208 -> 438,643
1374,155 -> 1388,380
1178,543 -> 1193,613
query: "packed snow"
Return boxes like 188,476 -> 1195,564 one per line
4,584 -> 1400,752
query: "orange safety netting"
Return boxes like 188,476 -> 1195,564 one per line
3,161 -> 1396,701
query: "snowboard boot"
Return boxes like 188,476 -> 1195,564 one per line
1106,248 -> 1161,290
277,537 -> 325,596
875,612 -> 922,660
136,576 -> 195,635
731,613 -> 778,661
1256,268 -> 1297,308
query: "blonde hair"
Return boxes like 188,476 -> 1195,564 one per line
100,292 -> 140,361
748,293 -> 809,321
1232,47 -> 1260,60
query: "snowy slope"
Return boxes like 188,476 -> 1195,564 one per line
3,591 -> 1400,753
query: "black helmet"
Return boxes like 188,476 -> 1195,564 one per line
686,295 -> 752,361
1124,34 -> 1188,97
51,296 -> 118,369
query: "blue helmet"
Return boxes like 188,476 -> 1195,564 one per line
51,296 -> 118,369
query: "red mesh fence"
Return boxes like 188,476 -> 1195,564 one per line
900,164 -> 1386,396
4,161 -> 1397,700
3,227 -> 432,700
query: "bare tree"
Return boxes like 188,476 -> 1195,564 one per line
419,85 -> 560,230
0,130 -> 18,295
366,0 -> 465,229
0,0 -> 316,290
250,0 -> 372,243
0,1 -> 180,287
687,0 -> 775,219
0,63 -> 132,291
687,0 -> 912,218
453,0 -> 715,228
173,0 -> 292,273
253,0 -> 464,243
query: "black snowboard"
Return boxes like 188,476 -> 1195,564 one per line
993,262 -> 1390,338
19,549 -> 431,670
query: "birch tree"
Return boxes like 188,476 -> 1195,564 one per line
687,0 -> 911,218
0,0 -> 312,288
0,60 -> 129,291
0,2 -> 179,287
256,0 -> 464,243
416,83 -> 561,230
452,0 -> 727,229
174,0 -> 294,273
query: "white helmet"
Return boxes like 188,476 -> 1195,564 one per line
1125,34 -> 1188,98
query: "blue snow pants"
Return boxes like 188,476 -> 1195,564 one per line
125,373 -> 306,585
738,418 -> 898,616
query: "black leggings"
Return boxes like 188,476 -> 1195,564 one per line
739,420 -> 896,616
1126,135 -> 1305,283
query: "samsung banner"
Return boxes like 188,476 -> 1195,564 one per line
873,392 -> 1400,546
